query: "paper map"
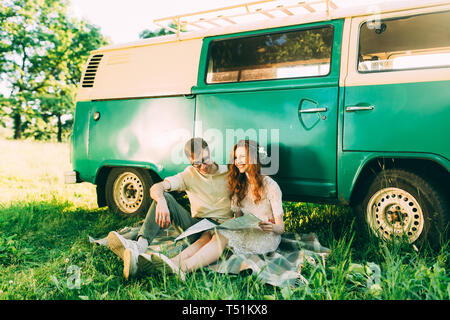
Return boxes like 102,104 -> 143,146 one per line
174,213 -> 262,241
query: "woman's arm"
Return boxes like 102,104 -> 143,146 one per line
259,176 -> 285,234
259,215 -> 285,234
272,215 -> 285,234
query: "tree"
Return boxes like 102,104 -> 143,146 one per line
0,2 -> 16,74
34,16 -> 107,142
0,0 -> 41,139
0,0 -> 108,141
139,22 -> 186,39
0,94 -> 10,128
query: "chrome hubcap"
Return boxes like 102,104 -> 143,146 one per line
113,172 -> 144,214
367,187 -> 424,243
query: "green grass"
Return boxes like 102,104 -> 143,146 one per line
0,138 -> 448,300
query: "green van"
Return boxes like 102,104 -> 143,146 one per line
66,0 -> 450,246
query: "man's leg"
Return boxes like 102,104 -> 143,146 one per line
138,232 -> 217,279
108,192 -> 198,279
137,192 -> 199,245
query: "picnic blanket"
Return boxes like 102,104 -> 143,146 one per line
89,219 -> 331,288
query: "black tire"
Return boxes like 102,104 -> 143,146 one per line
105,167 -> 153,217
353,169 -> 448,248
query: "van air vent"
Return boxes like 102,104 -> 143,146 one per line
82,54 -> 103,88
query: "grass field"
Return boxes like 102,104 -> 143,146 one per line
0,137 -> 448,300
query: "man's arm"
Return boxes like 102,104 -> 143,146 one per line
150,180 -> 171,202
149,180 -> 172,229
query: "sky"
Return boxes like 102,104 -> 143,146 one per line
0,0 -> 396,96
68,0 -> 257,44
67,0 -> 396,44
0,0 -> 254,96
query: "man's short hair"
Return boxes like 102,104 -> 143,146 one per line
184,137 -> 209,159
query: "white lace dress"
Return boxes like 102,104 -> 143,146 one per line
219,176 -> 284,255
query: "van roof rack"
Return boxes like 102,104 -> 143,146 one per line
153,0 -> 450,39
154,0 -> 339,38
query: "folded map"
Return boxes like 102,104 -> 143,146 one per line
174,212 -> 262,242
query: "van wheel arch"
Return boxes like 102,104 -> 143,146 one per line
350,157 -> 449,247
96,166 -> 162,217
95,167 -> 111,208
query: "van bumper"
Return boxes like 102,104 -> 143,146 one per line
64,171 -> 80,184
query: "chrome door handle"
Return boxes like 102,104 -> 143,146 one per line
299,107 -> 328,113
345,106 -> 374,112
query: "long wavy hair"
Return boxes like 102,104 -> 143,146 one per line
228,139 -> 265,207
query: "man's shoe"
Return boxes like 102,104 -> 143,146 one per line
107,231 -> 146,260
123,248 -> 138,280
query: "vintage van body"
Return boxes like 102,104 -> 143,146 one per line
66,0 -> 450,246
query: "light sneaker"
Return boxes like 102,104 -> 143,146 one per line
138,252 -> 186,281
107,231 -> 146,259
107,231 -> 146,279
123,248 -> 138,280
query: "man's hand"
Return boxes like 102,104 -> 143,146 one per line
150,181 -> 172,228
155,199 -> 171,229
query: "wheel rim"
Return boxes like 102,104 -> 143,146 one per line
366,187 -> 424,243
112,172 -> 144,214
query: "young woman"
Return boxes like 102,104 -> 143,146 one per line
218,139 -> 285,254
143,139 -> 285,277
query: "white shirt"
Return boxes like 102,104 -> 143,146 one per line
164,164 -> 232,220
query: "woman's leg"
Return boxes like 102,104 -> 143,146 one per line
176,232 -> 228,273
171,232 -> 212,264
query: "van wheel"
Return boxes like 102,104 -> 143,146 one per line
105,167 -> 153,217
355,169 -> 448,248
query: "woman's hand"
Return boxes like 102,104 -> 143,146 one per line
258,220 -> 284,234
258,221 -> 274,232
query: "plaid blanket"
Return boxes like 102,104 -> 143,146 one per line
89,222 -> 330,288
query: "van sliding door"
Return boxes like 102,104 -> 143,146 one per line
193,20 -> 343,201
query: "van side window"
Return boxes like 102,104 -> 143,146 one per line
358,10 -> 450,72
206,26 -> 333,84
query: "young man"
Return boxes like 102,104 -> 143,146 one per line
107,138 -> 232,279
